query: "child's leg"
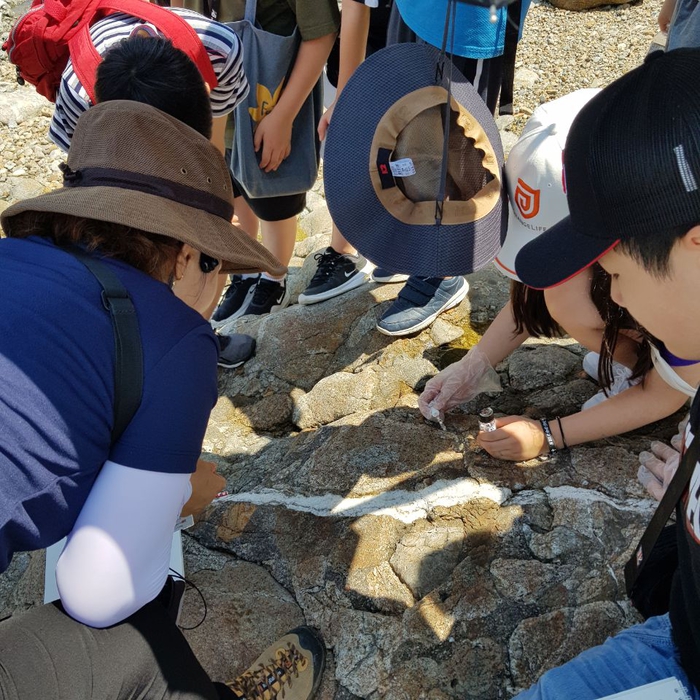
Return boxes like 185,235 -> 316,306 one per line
514,615 -> 700,700
543,269 -> 639,368
260,216 -> 297,273
233,196 -> 260,241
330,224 -> 357,256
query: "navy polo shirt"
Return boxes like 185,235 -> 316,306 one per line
0,236 -> 218,572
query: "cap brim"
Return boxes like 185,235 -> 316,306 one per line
514,214 -> 619,289
1,187 -> 286,277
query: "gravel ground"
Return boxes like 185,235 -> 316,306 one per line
0,0 -> 664,204
510,0 -> 663,132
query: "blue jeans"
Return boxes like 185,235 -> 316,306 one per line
515,615 -> 700,700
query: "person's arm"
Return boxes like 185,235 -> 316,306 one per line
56,458 -> 225,628
658,0 -> 677,31
477,364 -> 699,460
419,301 -> 527,420
211,115 -> 228,156
318,1 -> 371,140
475,300 -> 531,367
254,31 -> 337,172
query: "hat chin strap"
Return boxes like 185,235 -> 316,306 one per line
435,0 -> 457,225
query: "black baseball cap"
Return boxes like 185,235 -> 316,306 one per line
515,48 -> 700,289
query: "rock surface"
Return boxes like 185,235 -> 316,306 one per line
0,1 -> 682,698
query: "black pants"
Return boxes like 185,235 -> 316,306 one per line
0,600 -> 236,700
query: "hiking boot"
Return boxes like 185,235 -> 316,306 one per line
371,268 -> 410,284
582,354 -> 640,410
298,247 -> 368,305
244,277 -> 289,316
217,333 -> 256,369
225,626 -> 325,700
376,275 -> 469,337
211,275 -> 259,327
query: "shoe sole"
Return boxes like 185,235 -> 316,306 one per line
376,279 -> 469,337
298,271 -> 368,305
217,358 -> 247,369
210,284 -> 258,329
371,273 -> 410,284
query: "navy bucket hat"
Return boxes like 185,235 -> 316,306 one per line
323,43 -> 507,277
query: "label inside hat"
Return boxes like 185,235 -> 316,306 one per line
376,148 -> 397,190
389,158 -> 416,177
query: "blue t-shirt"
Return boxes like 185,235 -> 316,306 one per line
395,0 -> 529,59
0,236 -> 218,572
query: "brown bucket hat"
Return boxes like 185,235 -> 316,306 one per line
0,100 -> 286,276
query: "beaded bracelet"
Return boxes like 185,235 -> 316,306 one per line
539,417 -> 558,454
555,416 -> 570,451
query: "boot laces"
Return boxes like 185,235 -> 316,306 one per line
227,642 -> 307,700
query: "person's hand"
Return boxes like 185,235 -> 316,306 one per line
181,460 -> 226,517
418,345 -> 501,423
637,416 -> 687,500
476,416 -> 547,461
254,110 -> 292,173
658,0 -> 677,31
317,100 -> 336,141
638,442 -> 680,501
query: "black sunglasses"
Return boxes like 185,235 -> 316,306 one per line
199,253 -> 220,273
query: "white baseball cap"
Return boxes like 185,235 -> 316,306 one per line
494,89 -> 601,281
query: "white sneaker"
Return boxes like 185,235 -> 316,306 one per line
582,358 -> 640,410
582,352 -> 600,381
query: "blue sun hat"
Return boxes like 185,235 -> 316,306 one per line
323,42 -> 507,277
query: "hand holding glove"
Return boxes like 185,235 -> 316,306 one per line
419,345 -> 502,424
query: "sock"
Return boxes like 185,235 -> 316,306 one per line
260,272 -> 286,283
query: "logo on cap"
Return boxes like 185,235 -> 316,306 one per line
514,179 -> 540,220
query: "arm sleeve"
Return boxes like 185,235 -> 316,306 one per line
109,325 -> 218,473
49,74 -> 90,153
55,460 -> 192,628
294,0 -> 340,41
208,26 -> 250,116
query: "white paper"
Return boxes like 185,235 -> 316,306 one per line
597,678 -> 691,700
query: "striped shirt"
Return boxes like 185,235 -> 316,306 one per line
49,8 -> 248,152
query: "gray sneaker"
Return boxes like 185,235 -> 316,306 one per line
217,333 -> 256,369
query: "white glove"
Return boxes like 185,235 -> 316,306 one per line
637,416 -> 688,501
419,345 -> 502,423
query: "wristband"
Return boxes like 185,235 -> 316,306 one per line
555,416 -> 570,451
539,417 -> 558,455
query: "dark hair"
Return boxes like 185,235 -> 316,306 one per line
510,264 -> 652,391
8,212 -> 182,279
511,282 -> 562,338
95,36 -> 213,139
617,223 -> 694,277
588,263 -> 652,389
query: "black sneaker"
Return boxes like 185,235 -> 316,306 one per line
211,275 -> 259,327
217,333 -> 256,369
298,247 -> 368,305
244,277 -> 289,316
225,626 -> 325,700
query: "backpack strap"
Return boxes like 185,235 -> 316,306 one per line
67,247 -> 143,444
625,406 -> 700,596
69,0 -> 218,105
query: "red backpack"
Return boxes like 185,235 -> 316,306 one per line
2,0 -> 219,104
